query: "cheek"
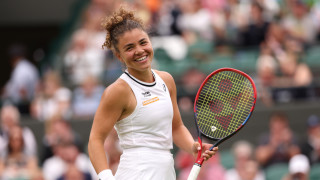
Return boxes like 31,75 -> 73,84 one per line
117,51 -> 131,62
146,46 -> 154,56
125,51 -> 136,61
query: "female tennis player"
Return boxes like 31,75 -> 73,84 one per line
88,6 -> 218,180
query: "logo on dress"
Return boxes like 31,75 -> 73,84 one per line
163,84 -> 166,92
142,97 -> 159,106
142,91 -> 151,97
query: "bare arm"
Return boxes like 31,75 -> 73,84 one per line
158,71 -> 218,159
88,80 -> 131,174
157,71 -> 195,153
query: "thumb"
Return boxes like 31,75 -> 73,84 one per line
193,142 -> 201,153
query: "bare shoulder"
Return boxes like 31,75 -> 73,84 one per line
101,78 -> 131,102
154,70 -> 175,84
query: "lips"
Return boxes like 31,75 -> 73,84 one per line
135,55 -> 148,62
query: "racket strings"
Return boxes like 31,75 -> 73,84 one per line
196,71 -> 255,139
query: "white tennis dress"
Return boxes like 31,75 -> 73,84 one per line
114,70 -> 176,180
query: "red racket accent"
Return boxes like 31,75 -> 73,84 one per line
188,68 -> 257,180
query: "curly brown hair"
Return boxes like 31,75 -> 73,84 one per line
101,6 -> 146,52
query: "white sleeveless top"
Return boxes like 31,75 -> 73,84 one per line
115,70 -> 174,150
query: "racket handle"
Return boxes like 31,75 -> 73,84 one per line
187,164 -> 201,180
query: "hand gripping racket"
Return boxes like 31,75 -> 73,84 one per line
187,68 -> 257,180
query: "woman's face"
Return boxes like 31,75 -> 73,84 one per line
115,28 -> 153,74
9,127 -> 24,153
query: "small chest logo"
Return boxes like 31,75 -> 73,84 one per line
142,91 -> 151,97
163,84 -> 167,92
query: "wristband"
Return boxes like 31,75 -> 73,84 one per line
98,169 -> 115,180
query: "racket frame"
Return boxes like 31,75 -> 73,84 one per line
190,68 -> 257,176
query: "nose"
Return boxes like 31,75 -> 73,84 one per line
134,46 -> 144,55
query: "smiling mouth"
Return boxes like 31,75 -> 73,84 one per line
135,56 -> 148,62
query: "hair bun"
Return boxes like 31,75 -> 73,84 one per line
116,16 -> 123,23
102,6 -> 145,50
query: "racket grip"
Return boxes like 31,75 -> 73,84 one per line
187,164 -> 201,180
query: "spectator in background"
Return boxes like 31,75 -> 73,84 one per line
154,0 -> 182,36
282,0 -> 317,46
30,71 -> 72,121
256,43 -> 278,106
180,67 -> 206,96
63,29 -> 105,86
0,125 -> 40,180
256,0 -> 280,21
226,140 -> 265,180
42,138 -> 96,180
264,21 -> 286,53
211,6 -> 240,53
57,164 -> 92,180
178,68 -> 206,111
178,0 -> 213,45
256,20 -> 313,104
41,117 -> 83,165
282,154 -> 310,180
238,2 -> 270,47
255,112 -> 300,168
274,37 -> 313,88
63,1 -> 108,87
300,115 -> 320,165
225,0 -> 252,35
0,105 -> 37,157
2,43 -> 39,114
72,75 -> 104,119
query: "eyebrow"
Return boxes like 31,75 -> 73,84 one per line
123,43 -> 134,50
123,38 -> 147,50
139,38 -> 147,43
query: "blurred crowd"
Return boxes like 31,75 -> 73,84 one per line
1,0 -> 320,179
174,112 -> 320,180
1,103 -> 320,179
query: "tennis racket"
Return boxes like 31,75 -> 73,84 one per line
187,68 -> 257,180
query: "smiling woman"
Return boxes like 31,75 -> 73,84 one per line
87,6 -> 218,180
114,28 -> 154,77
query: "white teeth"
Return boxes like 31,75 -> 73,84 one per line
136,56 -> 147,62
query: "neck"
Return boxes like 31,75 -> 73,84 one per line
9,151 -> 23,158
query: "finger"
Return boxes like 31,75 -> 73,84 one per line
204,150 -> 216,156
206,150 -> 216,156
202,151 -> 212,161
210,147 -> 219,152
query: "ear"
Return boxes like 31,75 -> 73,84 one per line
115,51 -> 124,63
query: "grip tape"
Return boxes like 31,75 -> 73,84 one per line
187,164 -> 201,180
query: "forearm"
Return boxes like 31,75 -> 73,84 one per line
88,137 -> 109,174
173,124 -> 195,154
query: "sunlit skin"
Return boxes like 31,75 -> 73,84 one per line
115,28 -> 154,83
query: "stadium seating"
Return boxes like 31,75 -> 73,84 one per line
265,163 -> 289,180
